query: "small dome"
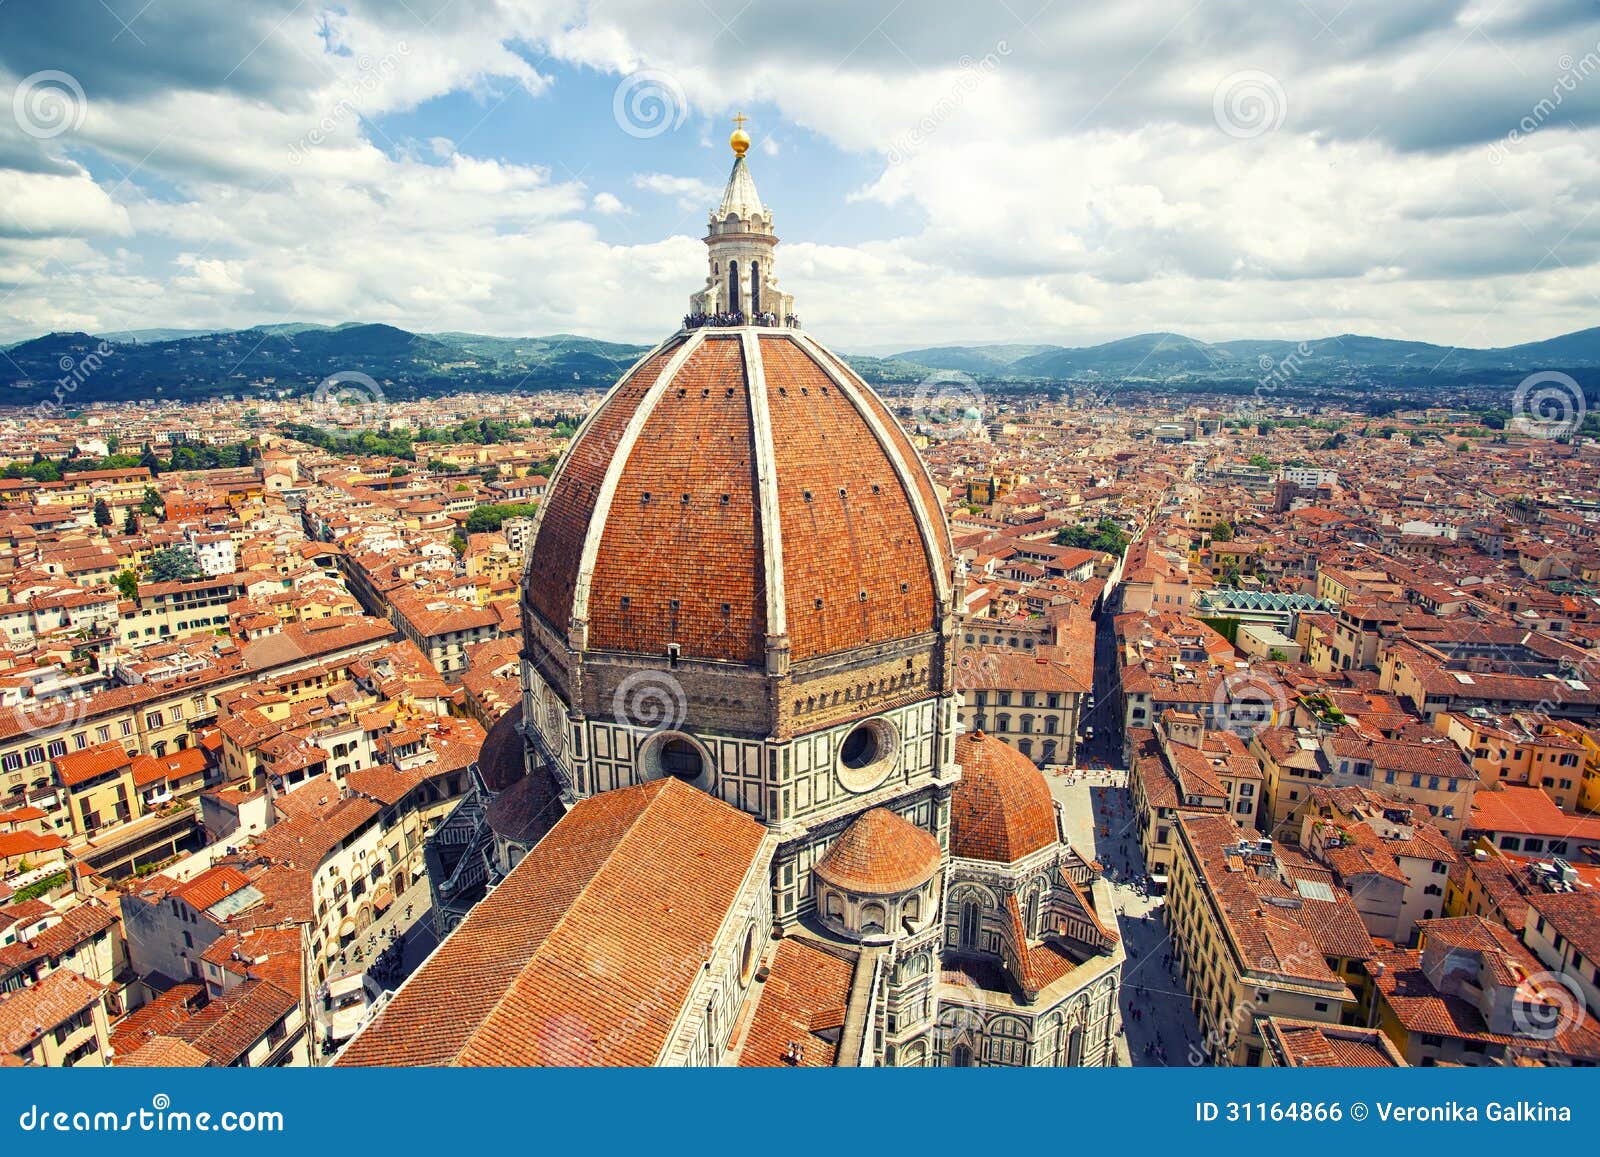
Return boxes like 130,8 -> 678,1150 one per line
815,808 -> 941,895
951,731 -> 1059,863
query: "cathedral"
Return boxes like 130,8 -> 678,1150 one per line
339,123 -> 1123,1068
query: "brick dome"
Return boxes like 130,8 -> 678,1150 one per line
522,327 -> 952,665
951,731 -> 1059,863
814,808 -> 942,895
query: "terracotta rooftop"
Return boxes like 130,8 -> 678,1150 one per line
338,777 -> 768,1067
524,329 -> 949,665
814,808 -> 942,895
951,731 -> 1059,863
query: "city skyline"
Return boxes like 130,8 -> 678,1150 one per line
3,1 -> 1600,1105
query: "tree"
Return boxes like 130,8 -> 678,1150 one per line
146,546 -> 203,583
1053,517 -> 1131,558
122,509 -> 138,535
1247,453 -> 1272,470
1268,648 -> 1288,662
449,532 -> 467,555
114,570 -> 139,600
93,498 -> 111,528
139,487 -> 162,516
464,503 -> 540,534
1210,520 -> 1234,542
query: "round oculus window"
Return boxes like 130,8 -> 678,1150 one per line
836,718 -> 899,793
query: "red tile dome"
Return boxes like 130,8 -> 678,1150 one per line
951,731 -> 1059,863
814,808 -> 942,895
522,328 -> 952,665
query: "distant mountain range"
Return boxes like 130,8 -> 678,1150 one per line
2,321 -> 1596,408
888,328 -> 1600,380
0,323 -> 653,407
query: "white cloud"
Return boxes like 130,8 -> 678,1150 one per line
631,172 -> 719,212
0,0 -> 1597,349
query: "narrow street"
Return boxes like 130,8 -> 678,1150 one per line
1049,766 -> 1207,1065
1045,603 -> 1207,1065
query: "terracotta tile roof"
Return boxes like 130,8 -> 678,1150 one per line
1259,1017 -> 1405,1067
117,1035 -> 211,1066
175,865 -> 254,913
525,341 -> 683,635
1369,916 -> 1600,1060
109,981 -> 206,1058
0,830 -> 69,860
951,731 -> 1059,863
587,337 -> 765,664
762,335 -> 942,660
811,341 -> 954,561
0,968 -> 104,1055
338,778 -> 767,1067
475,702 -> 526,792
52,740 -> 133,788
737,937 -> 855,1067
0,899 -> 118,973
166,979 -> 298,1065
814,808 -> 941,894
199,926 -> 304,995
524,332 -> 949,665
1524,890 -> 1600,966
1177,812 -> 1362,991
1470,785 -> 1600,842
131,746 -> 208,788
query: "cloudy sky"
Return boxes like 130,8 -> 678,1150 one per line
1,0 -> 1597,352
